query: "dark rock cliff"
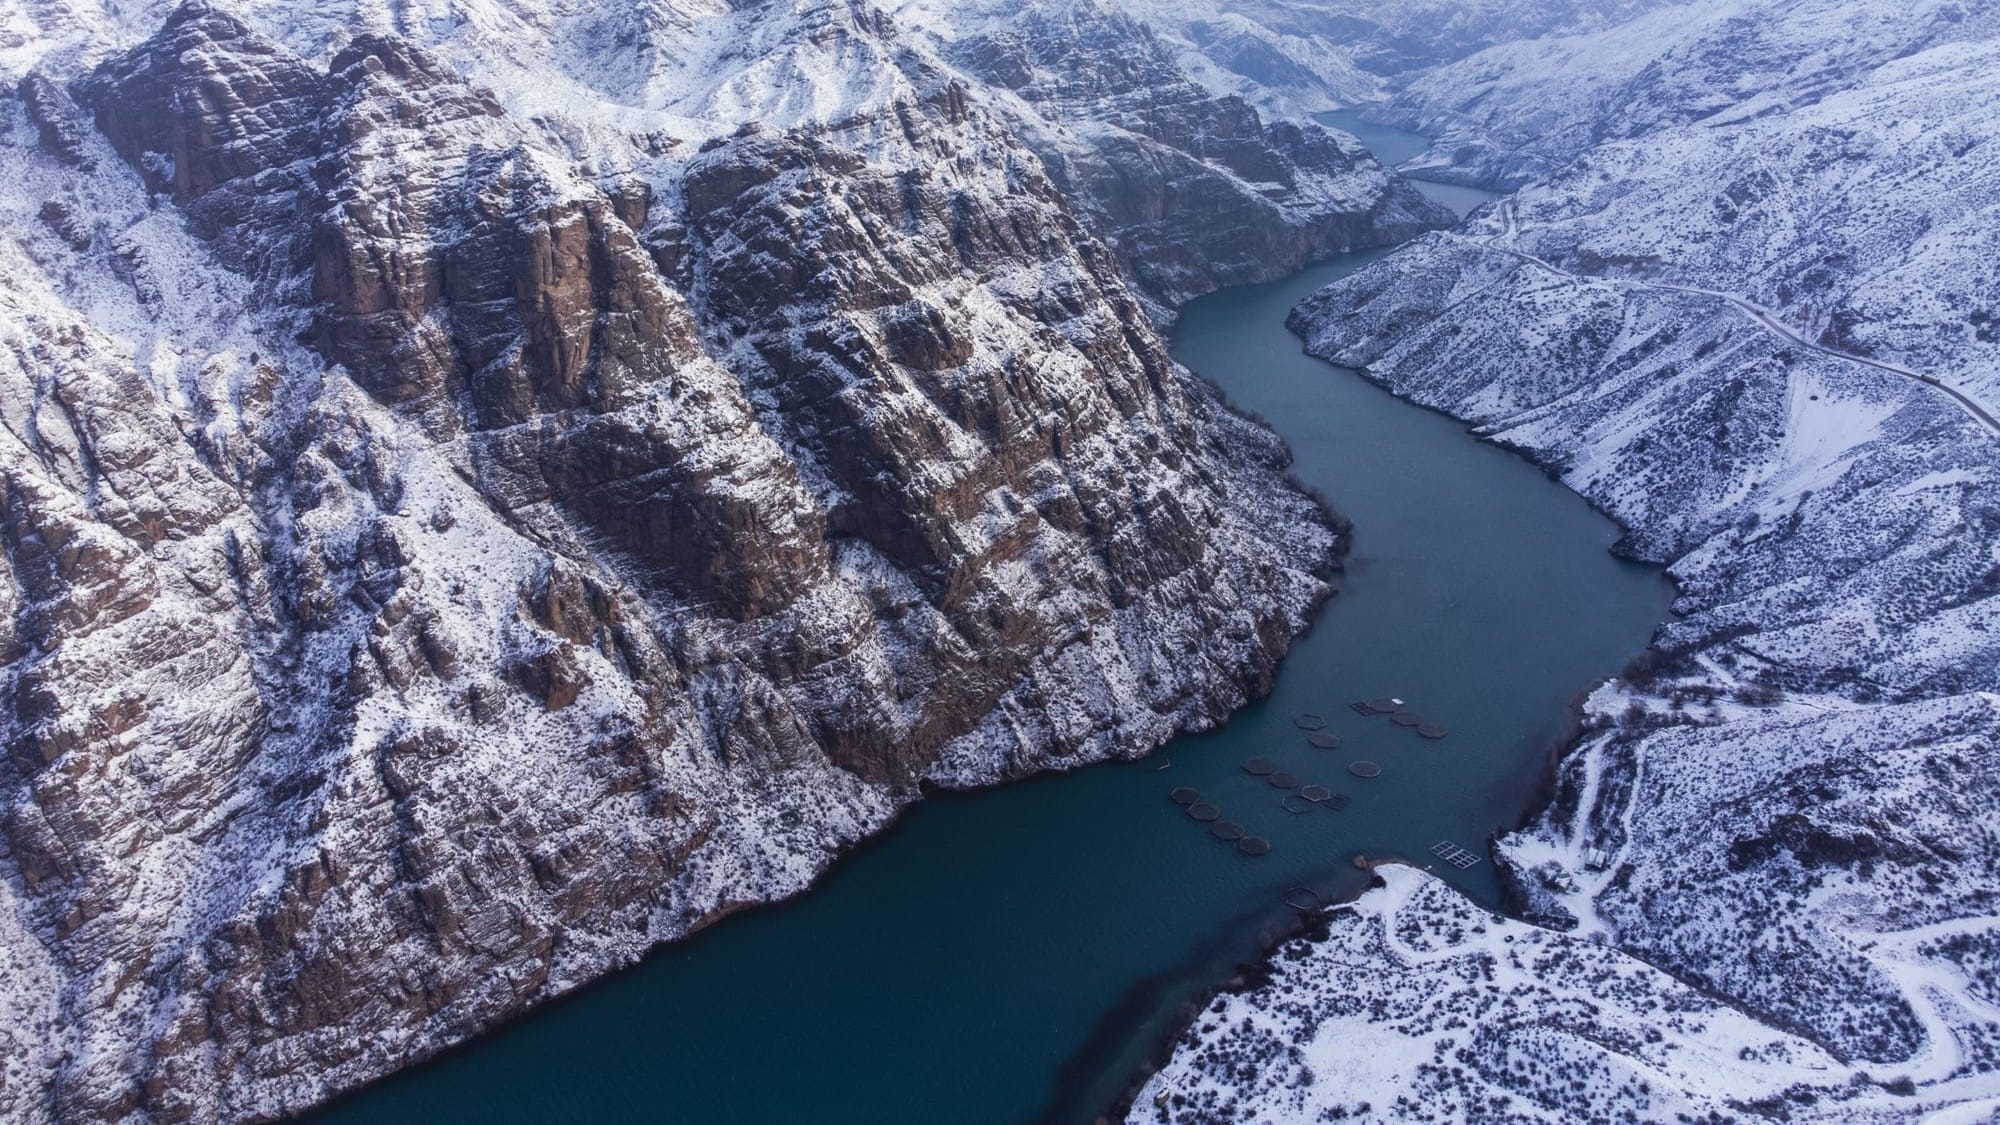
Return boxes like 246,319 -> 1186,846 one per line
0,0 -> 1381,1117
941,0 -> 1450,313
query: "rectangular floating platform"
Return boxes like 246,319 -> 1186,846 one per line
1429,840 -> 1483,869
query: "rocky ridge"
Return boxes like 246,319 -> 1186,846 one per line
888,0 -> 1453,315
0,0 -> 1452,1116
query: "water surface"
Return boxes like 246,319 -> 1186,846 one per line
316,236 -> 1669,1125
1318,108 -> 1497,217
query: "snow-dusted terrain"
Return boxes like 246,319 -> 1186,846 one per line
1382,0 -> 2000,189
1136,865 -> 1968,1122
1138,1 -> 2000,1120
883,0 -> 1451,315
11,0 -> 1999,1117
0,0 -> 1468,1118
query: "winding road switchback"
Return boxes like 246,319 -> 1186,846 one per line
1458,201 -> 2000,437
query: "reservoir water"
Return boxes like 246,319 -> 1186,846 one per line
1317,108 -> 1496,219
316,198 -> 1674,1123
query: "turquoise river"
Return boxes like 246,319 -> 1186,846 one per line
316,131 -> 1674,1123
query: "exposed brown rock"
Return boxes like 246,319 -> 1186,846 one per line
0,3 -> 1357,1119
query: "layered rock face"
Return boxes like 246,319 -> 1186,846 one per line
1141,2 -> 2000,1119
0,0 -> 1394,1117
891,0 -> 1451,312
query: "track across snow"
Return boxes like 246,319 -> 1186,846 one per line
1463,201 -> 2000,437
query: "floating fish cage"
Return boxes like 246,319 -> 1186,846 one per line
1298,784 -> 1333,802
1268,771 -> 1299,789
1390,711 -> 1423,727
1280,794 -> 1315,815
1307,731 -> 1342,749
1429,840 -> 1483,869
1347,761 -> 1383,779
1237,836 -> 1273,856
1187,802 -> 1222,822
1282,886 -> 1326,911
1241,757 -> 1278,776
1169,786 -> 1201,805
1417,723 -> 1447,740
1210,821 -> 1247,841
1292,712 -> 1328,730
1365,698 -> 1401,714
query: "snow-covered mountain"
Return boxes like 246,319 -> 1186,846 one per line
13,0 -> 1996,1118
0,0 -> 1457,1118
1092,0 -> 1689,121
886,0 -> 1451,314
1138,2 -> 2000,1120
1383,0 -> 2000,187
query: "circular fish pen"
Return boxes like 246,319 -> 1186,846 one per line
1280,794 -> 1315,815
1390,711 -> 1423,727
1347,761 -> 1383,779
1209,821 -> 1246,841
1169,786 -> 1201,805
1418,723 -> 1447,740
1365,698 -> 1399,714
1236,836 -> 1273,856
1307,731 -> 1342,749
1268,772 -> 1299,789
1299,784 -> 1333,802
1282,886 -> 1326,912
1187,802 -> 1223,822
1241,757 -> 1278,776
1292,713 -> 1328,730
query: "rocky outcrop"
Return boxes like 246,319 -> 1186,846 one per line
0,0 -> 1381,1116
913,0 -> 1452,312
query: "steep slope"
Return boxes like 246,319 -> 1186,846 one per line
887,0 -> 1452,314
1146,0 -> 1688,105
1140,5 -> 2000,1121
1135,866 -> 1946,1122
0,0 -> 1394,1117
1383,0 -> 2000,187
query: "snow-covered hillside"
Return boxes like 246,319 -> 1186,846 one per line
1139,3 -> 2000,1121
883,0 -> 1452,314
1104,0 -> 1689,120
1136,865 -> 1968,1122
1383,0 -> 2000,188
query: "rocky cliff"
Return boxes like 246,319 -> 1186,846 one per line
0,0 -> 1435,1116
890,0 -> 1451,314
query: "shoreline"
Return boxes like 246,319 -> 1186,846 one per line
1078,215 -> 1696,1123
305,151 -> 1673,1125
298,160 -> 1445,1125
